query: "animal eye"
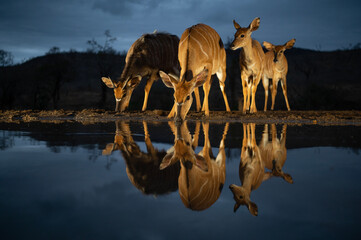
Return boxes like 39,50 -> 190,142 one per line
279,50 -> 283,54
240,34 -> 245,38
239,195 -> 243,199
186,95 -> 191,101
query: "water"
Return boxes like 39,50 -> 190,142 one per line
0,121 -> 360,239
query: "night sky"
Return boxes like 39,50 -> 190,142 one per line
1,0 -> 360,63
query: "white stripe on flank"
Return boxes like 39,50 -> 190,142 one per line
164,37 -> 170,64
149,39 -> 156,66
179,33 -> 190,47
192,179 -> 209,201
201,24 -> 218,63
155,38 -> 162,65
190,35 -> 208,58
194,26 -> 211,49
201,25 -> 216,60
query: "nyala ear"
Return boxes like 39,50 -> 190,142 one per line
159,71 -> 177,88
248,201 -> 258,216
102,77 -> 116,88
160,152 -> 176,170
233,202 -> 241,212
282,173 -> 294,184
102,143 -> 119,155
249,17 -> 260,32
263,41 -> 274,51
193,68 -> 209,88
195,155 -> 208,172
233,19 -> 241,30
128,76 -> 141,88
285,38 -> 296,49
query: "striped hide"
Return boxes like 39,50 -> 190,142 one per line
161,121 -> 228,211
102,121 -> 180,195
159,24 -> 231,121
102,32 -> 179,112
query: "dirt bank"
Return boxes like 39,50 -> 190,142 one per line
1,109 -> 361,125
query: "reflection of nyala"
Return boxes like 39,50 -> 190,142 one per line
229,123 -> 263,216
102,121 -> 180,195
161,121 -> 229,211
259,124 -> 292,183
102,32 -> 179,112
230,123 -> 293,216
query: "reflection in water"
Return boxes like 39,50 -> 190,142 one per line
103,120 -> 229,211
230,123 -> 292,216
162,121 -> 229,211
230,123 -> 263,216
101,121 -> 292,213
260,124 -> 293,183
102,121 -> 180,195
0,131 -> 15,150
1,122 -> 361,239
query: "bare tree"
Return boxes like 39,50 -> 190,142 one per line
86,30 -> 119,107
0,50 -> 15,109
0,50 -> 14,67
87,30 -> 117,54
46,46 -> 60,55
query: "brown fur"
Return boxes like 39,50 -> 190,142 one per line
102,121 -> 180,195
230,123 -> 293,216
259,124 -> 293,184
102,33 -> 179,112
229,123 -> 263,216
230,17 -> 265,114
262,39 -> 295,111
161,121 -> 229,210
160,24 -> 231,121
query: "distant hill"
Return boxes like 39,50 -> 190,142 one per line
1,47 -> 360,111
1,52 -> 125,110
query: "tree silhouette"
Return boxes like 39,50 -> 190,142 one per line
0,49 -> 14,67
46,46 -> 61,55
0,50 -> 15,109
86,30 -> 119,108
29,47 -> 75,109
87,30 -> 117,54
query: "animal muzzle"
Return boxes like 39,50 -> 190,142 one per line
115,99 -> 121,112
175,104 -> 184,123
175,115 -> 183,123
230,42 -> 237,50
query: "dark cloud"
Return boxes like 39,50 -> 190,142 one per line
0,0 -> 360,63
92,0 -> 167,16
202,0 -> 361,50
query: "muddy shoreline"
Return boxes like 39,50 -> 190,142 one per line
1,109 -> 361,125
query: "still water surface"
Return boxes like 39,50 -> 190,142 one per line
0,121 -> 361,239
